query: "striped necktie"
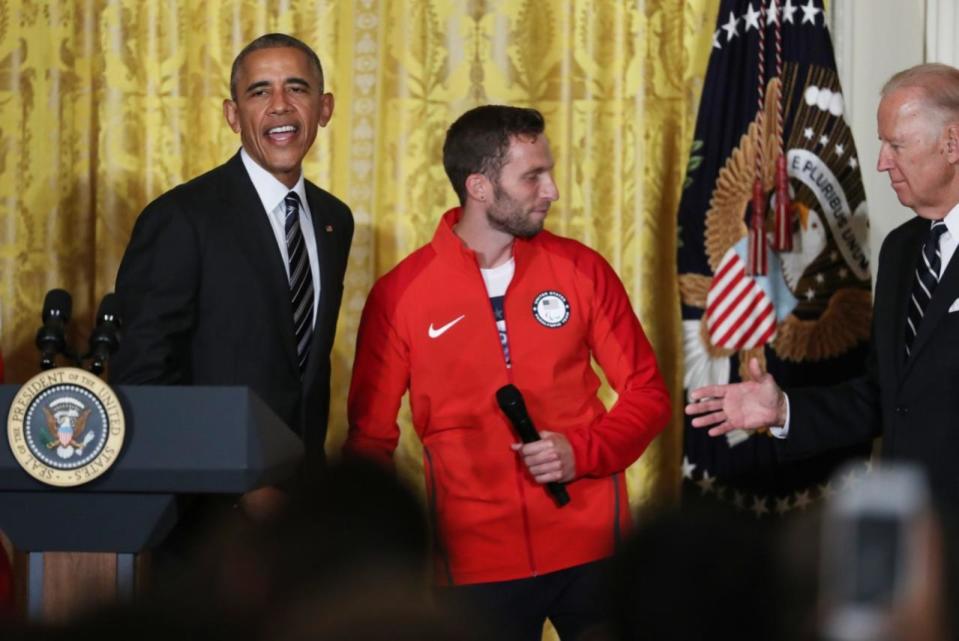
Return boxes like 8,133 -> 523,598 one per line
285,192 -> 314,374
905,220 -> 948,357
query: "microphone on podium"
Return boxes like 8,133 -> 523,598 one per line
496,384 -> 571,508
35,289 -> 73,371
86,293 -> 121,375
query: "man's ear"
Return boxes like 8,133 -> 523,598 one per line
318,93 -> 334,127
943,123 -> 959,163
223,99 -> 241,134
465,173 -> 490,203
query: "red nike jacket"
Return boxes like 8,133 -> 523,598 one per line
346,208 -> 670,585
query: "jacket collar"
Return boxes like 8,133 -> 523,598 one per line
429,207 -> 536,272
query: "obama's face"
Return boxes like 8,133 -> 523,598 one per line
224,47 -> 333,188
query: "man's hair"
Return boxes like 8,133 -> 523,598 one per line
882,63 -> 959,127
230,33 -> 324,101
442,105 -> 545,205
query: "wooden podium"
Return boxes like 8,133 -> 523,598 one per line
0,385 -> 303,621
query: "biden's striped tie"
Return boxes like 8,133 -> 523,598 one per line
905,220 -> 948,357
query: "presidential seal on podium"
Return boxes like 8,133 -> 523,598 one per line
7,367 -> 125,487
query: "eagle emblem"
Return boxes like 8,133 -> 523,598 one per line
680,75 -> 872,385
42,397 -> 94,459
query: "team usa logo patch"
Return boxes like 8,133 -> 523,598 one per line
532,291 -> 570,328
7,367 -> 125,487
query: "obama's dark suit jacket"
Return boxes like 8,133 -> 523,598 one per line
111,151 -> 353,469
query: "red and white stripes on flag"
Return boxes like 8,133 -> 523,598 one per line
706,247 -> 777,350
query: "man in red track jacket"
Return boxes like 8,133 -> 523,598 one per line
345,106 -> 669,641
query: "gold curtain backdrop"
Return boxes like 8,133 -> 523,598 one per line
0,0 -> 717,508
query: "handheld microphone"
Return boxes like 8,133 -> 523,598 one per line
87,293 -> 121,375
36,289 -> 72,370
496,384 -> 571,508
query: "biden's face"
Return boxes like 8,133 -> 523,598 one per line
877,86 -> 955,219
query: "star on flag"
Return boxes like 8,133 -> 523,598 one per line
800,0 -> 821,24
722,11 -> 740,41
744,3 -> 762,31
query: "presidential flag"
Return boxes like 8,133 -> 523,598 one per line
678,0 -> 873,517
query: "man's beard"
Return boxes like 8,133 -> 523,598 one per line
485,183 -> 545,239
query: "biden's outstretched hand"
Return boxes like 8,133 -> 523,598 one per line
684,357 -> 787,436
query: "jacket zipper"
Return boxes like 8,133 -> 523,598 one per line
469,246 -> 539,577
496,263 -> 538,577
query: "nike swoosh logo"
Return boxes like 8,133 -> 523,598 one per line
428,315 -> 466,339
